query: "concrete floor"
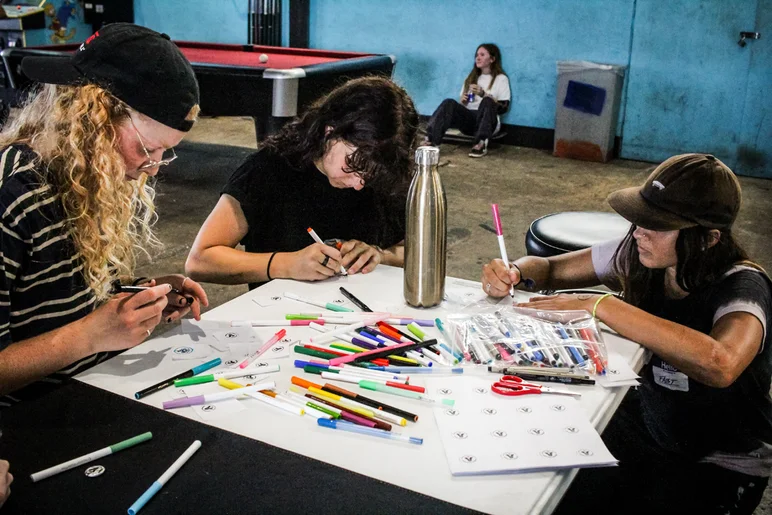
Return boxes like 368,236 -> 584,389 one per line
137,116 -> 772,513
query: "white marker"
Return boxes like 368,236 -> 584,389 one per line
128,440 -> 201,515
31,432 -> 152,482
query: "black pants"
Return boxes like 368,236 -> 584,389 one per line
554,389 -> 769,515
425,97 -> 498,146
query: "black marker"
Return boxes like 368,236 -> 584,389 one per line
339,287 -> 373,312
111,283 -> 194,306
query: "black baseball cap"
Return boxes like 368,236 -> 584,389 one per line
21,23 -> 199,132
607,153 -> 741,231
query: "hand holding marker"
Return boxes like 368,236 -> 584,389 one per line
307,227 -> 347,275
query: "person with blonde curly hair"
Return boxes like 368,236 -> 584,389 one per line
0,23 -> 208,404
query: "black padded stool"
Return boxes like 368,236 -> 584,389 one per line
526,212 -> 631,257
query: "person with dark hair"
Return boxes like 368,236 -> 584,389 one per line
422,43 -> 510,158
186,76 -> 419,289
481,154 -> 772,514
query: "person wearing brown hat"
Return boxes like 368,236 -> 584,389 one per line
481,154 -> 772,513
0,23 -> 209,404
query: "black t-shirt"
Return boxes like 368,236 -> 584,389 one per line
222,148 -> 406,289
640,268 -> 772,461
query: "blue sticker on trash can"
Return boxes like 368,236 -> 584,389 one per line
563,80 -> 606,115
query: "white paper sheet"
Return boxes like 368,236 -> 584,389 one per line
194,398 -> 246,421
428,376 -> 616,475
595,351 -> 640,388
170,344 -> 213,361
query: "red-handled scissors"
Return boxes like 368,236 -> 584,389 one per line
491,375 -> 581,397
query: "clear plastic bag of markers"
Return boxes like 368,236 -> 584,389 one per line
444,304 -> 608,375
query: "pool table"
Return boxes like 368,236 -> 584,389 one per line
1,41 -> 396,142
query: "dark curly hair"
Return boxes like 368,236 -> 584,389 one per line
261,76 -> 419,193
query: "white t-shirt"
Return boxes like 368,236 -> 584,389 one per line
461,73 -> 511,110
461,73 -> 511,133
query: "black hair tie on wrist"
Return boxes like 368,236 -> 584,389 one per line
266,252 -> 278,281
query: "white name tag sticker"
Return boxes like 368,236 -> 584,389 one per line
652,365 -> 689,392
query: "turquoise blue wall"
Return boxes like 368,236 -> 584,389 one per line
127,0 -> 769,176
134,0 -> 249,43
737,0 -> 771,176
309,0 -> 634,130
134,0 -> 290,46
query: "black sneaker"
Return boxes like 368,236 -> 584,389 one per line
468,140 -> 488,158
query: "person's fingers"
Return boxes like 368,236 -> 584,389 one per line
341,243 -> 368,268
139,314 -> 163,340
181,277 -> 208,307
164,306 -> 191,324
132,294 -> 169,325
318,244 -> 342,261
338,239 -> 362,257
360,254 -> 381,274
7,472 -> 12,486
123,284 -> 172,310
166,291 -> 187,307
312,262 -> 336,278
482,263 -> 510,293
347,251 -> 375,275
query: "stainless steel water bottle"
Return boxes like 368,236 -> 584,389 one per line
404,146 -> 447,307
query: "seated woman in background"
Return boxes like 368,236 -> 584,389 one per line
422,43 -> 510,158
481,154 -> 772,514
186,76 -> 419,289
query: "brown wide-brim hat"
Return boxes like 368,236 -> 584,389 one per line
607,153 -> 741,231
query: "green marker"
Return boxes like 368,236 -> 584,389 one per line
359,380 -> 455,406
294,346 -> 340,360
307,401 -> 340,418
174,364 -> 280,387
406,323 -> 426,340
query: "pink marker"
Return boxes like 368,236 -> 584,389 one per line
239,329 -> 287,369
491,204 -> 515,297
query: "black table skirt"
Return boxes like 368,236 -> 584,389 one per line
0,381 -> 480,515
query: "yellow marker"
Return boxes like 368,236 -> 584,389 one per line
308,386 -> 376,418
330,343 -> 368,353
288,385 -> 406,426
218,378 -> 245,390
387,355 -> 419,365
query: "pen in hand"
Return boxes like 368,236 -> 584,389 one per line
307,227 -> 347,276
111,282 -> 194,306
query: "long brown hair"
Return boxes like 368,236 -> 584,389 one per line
262,76 -> 419,193
463,43 -> 506,95
611,225 -> 751,311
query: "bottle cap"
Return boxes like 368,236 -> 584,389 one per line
415,146 -> 440,166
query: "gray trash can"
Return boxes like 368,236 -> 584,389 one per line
554,61 -> 626,163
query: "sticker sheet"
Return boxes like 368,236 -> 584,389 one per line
427,376 -> 617,475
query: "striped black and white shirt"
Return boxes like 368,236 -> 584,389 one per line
0,144 -> 111,406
